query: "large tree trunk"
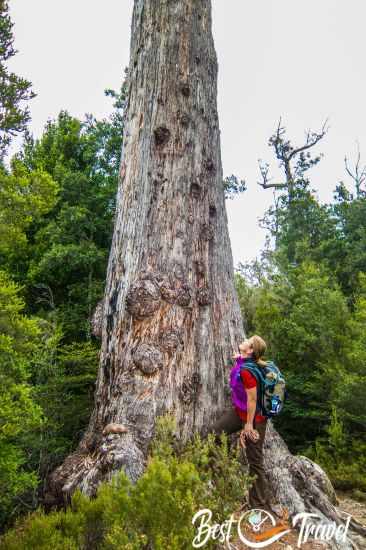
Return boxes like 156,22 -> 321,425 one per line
46,2 -> 366,548
48,0 -> 244,500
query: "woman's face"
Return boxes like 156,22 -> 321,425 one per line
239,338 -> 253,356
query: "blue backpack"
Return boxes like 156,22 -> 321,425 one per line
240,360 -> 287,418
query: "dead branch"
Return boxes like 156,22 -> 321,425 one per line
344,143 -> 366,197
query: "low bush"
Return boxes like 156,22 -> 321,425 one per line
306,407 -> 366,492
0,416 -> 250,550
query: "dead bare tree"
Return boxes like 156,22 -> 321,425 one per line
258,117 -> 329,201
344,143 -> 366,198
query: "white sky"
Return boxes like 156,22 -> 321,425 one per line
8,1 -> 366,266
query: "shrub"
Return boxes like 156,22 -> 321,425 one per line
307,407 -> 366,492
0,416 -> 250,549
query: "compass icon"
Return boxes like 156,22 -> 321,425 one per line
238,508 -> 291,548
246,509 -> 275,532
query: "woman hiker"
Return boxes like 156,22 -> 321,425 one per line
210,335 -> 269,511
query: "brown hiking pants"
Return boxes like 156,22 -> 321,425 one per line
209,408 -> 268,509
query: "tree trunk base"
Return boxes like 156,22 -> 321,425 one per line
44,431 -> 145,508
261,422 -> 366,549
45,421 -> 366,549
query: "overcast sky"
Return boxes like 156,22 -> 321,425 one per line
8,1 -> 366,266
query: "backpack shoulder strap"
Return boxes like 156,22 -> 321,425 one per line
239,363 -> 265,414
240,363 -> 265,383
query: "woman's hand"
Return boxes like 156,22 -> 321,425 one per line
232,352 -> 241,360
240,423 -> 259,447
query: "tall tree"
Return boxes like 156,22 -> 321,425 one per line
0,0 -> 35,160
49,0 -> 244,499
47,3 -> 366,543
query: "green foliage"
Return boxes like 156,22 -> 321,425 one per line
308,407 -> 366,491
32,339 -> 99,477
0,292 -> 98,530
245,261 -> 349,448
329,194 -> 366,299
0,79 -> 125,529
151,416 -> 248,522
352,490 -> 366,503
237,127 -> 366,491
14,84 -> 125,339
0,416 -> 250,550
234,272 -> 258,335
0,271 -> 43,527
0,0 -> 35,160
0,160 -> 58,260
331,277 -> 366,431
223,174 -> 247,199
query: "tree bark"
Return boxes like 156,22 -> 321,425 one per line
46,3 -> 366,548
262,423 -> 366,549
48,0 -> 244,502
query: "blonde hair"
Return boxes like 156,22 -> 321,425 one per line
250,335 -> 267,367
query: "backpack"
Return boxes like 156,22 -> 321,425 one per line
240,359 -> 287,418
230,357 -> 287,418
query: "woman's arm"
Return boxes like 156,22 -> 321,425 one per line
240,387 -> 260,445
246,386 -> 257,426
